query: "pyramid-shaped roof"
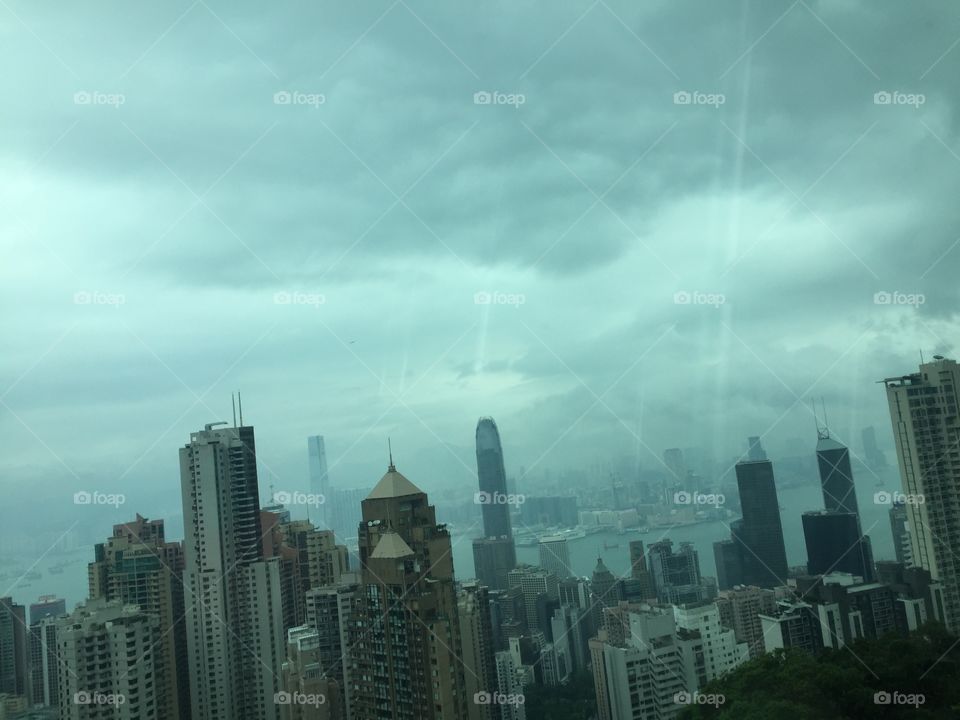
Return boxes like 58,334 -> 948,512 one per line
366,464 -> 424,500
370,530 -> 415,559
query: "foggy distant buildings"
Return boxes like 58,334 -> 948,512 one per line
861,425 -> 888,470
714,453 -> 788,590
884,356 -> 960,631
520,496 -> 578,528
472,418 -> 518,590
307,435 -> 330,528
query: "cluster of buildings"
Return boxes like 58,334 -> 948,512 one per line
0,356 -> 958,719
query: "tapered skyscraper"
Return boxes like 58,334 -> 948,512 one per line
884,356 -> 960,631
180,421 -> 285,720
472,417 -> 517,590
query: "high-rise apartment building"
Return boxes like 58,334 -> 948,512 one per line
278,626 -> 339,720
26,597 -> 64,709
672,603 -> 748,681
473,418 -> 517,591
179,421 -> 285,720
590,606 -> 705,720
889,500 -> 913,566
507,566 -> 560,635
88,514 -> 189,720
56,599 -> 161,720
350,457 -> 468,719
303,575 -> 358,720
883,356 -> 960,630
458,582 -> 498,720
715,585 -> 778,659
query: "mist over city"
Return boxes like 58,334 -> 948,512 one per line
3,1 -> 960,719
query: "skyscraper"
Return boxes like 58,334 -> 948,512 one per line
180,421 -> 285,720
715,456 -> 789,589
472,417 -> 517,590
307,436 -> 330,528
647,540 -> 715,604
56,599 -> 161,720
458,582 -> 498,720
802,430 -> 874,582
350,455 -> 468,719
88,514 -> 189,719
538,536 -> 571,579
0,597 -> 27,698
884,356 -> 960,631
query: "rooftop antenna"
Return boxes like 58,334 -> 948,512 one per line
821,397 -> 830,438
238,392 -> 244,426
388,438 -> 395,471
920,349 -> 925,364
232,393 -> 237,428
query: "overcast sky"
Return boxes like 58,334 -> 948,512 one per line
2,0 -> 960,531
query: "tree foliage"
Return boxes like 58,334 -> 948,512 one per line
679,623 -> 960,719
523,670 -> 597,720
